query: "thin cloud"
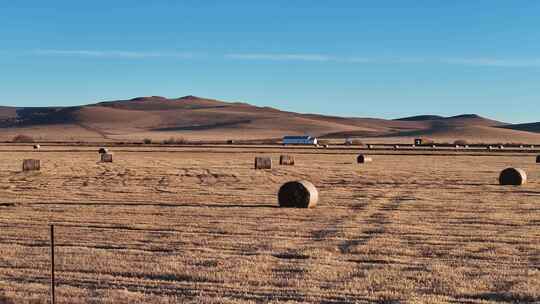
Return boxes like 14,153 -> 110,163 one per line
226,53 -> 540,68
31,50 -> 540,67
439,57 -> 540,68
225,53 -> 334,62
33,49 -> 194,59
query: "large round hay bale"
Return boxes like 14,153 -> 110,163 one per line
255,157 -> 272,169
278,180 -> 318,208
357,154 -> 372,164
279,155 -> 295,166
22,159 -> 40,171
100,153 -> 113,163
99,147 -> 109,154
499,168 -> 527,186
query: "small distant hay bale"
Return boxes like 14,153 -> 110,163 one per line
33,144 -> 40,150
22,159 -> 40,171
367,144 -> 373,150
488,146 -> 494,150
278,180 -> 318,208
323,144 -> 329,148
227,140 -> 235,144
499,168 -> 527,186
432,144 -> 437,149
455,144 -> 460,149
464,145 -> 469,149
98,147 -> 109,154
394,145 -> 399,149
279,155 -> 295,166
499,145 -> 504,149
100,153 -> 113,163
357,154 -> 372,164
536,155 -> 540,163
255,157 -> 272,169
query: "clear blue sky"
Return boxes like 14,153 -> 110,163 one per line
1,1 -> 539,123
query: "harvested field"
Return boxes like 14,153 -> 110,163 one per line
0,146 -> 538,303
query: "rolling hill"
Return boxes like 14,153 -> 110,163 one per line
1,95 -> 540,143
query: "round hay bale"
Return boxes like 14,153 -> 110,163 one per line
357,154 -> 372,164
255,157 -> 272,169
499,145 -> 504,150
100,153 -> 113,163
22,159 -> 40,171
279,155 -> 295,166
394,145 -> 399,149
323,144 -> 329,148
33,144 -> 40,150
499,168 -> 527,186
432,144 -> 436,149
367,144 -> 373,150
278,180 -> 318,208
99,147 -> 109,154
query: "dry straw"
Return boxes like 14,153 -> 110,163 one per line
254,157 -> 272,169
279,155 -> 295,166
22,159 -> 40,171
278,180 -> 318,208
499,168 -> 527,186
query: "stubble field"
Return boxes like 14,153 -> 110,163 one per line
0,146 -> 538,303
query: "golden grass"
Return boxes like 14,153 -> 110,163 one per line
0,147 -> 538,303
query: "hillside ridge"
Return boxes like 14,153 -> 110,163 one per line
1,95 -> 539,142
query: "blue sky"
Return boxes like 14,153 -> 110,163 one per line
0,1 -> 539,123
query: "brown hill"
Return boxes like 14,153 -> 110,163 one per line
1,95 -> 539,143
499,122 -> 540,133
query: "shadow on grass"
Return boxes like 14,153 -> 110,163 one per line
461,292 -> 539,303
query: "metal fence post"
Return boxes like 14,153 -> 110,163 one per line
50,225 -> 55,304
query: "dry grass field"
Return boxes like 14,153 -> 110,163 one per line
0,146 -> 538,303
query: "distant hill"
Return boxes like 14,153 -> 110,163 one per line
1,95 -> 539,143
395,115 -> 445,121
499,122 -> 540,134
